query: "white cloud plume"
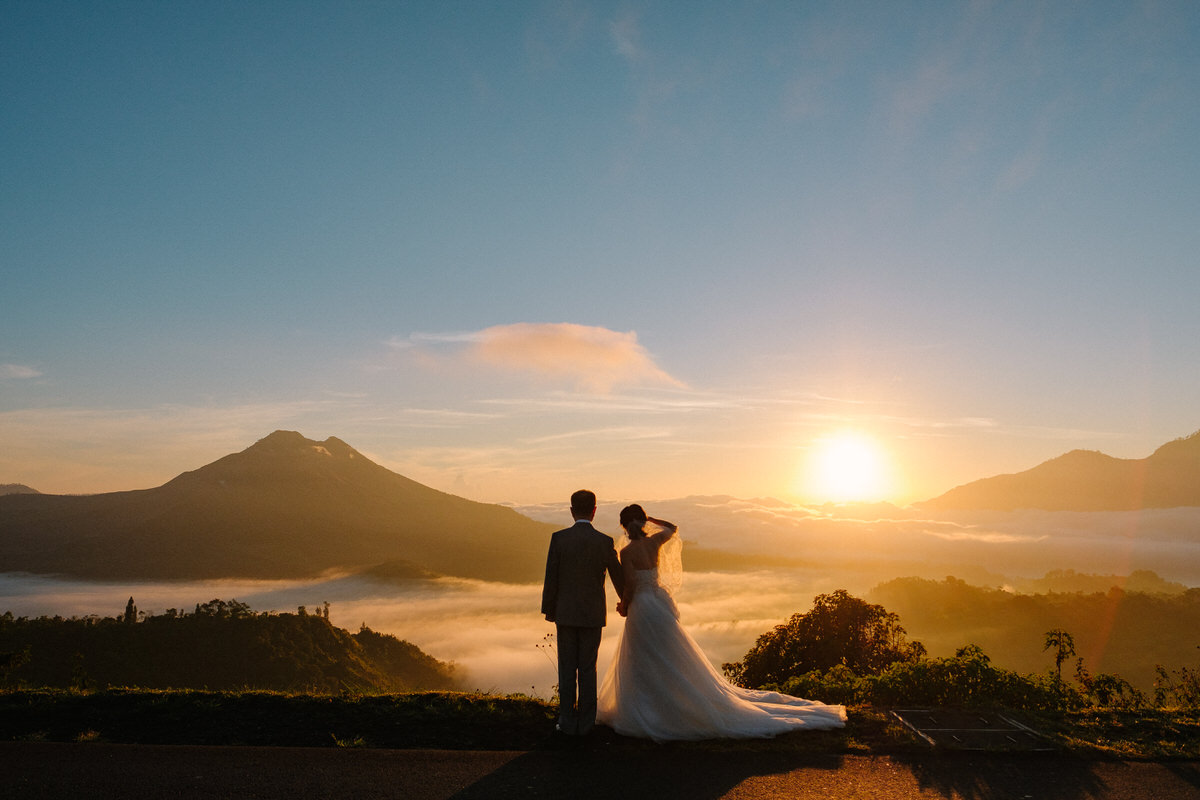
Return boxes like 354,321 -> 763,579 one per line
397,323 -> 684,393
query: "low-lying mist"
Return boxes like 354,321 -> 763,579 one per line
0,568 -> 850,697
3,500 -> 1199,696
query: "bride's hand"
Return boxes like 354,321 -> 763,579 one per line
647,516 -> 676,530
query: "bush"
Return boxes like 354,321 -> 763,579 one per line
1155,665 -> 1200,709
724,590 -> 925,688
864,645 -> 1073,711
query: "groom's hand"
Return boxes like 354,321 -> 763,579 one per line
616,601 -> 627,617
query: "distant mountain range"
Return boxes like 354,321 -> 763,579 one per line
0,431 -> 552,582
918,430 -> 1200,511
4,429 -> 1200,583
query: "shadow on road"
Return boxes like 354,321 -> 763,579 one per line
450,746 -> 844,800
892,751 -> 1107,799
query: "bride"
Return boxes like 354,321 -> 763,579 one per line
596,504 -> 846,742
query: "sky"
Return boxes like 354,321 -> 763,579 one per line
3,1 -> 1199,506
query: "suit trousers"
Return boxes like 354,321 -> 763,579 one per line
555,624 -> 603,735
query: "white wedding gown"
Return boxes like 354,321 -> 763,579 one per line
597,567 -> 846,742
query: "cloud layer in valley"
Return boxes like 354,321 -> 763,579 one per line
4,499 -> 1199,696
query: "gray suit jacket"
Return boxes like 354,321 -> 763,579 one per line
541,521 -> 623,628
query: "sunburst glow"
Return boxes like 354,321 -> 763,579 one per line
801,431 -> 892,503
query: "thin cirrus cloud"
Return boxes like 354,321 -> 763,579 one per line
0,364 -> 42,379
394,323 -> 685,393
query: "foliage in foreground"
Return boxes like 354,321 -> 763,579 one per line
0,689 -> 553,750
725,590 -> 1200,713
3,688 -> 1199,758
0,599 -> 458,693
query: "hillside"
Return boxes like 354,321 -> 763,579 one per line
867,575 -> 1200,691
0,431 -> 553,582
918,430 -> 1200,511
0,598 -> 458,693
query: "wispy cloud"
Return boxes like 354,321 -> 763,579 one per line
482,389 -> 738,415
523,425 -> 673,445
0,363 -> 42,379
609,13 -> 641,62
393,323 -> 685,393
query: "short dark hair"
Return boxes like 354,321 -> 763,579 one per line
570,489 -> 596,517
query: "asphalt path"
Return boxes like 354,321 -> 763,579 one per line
4,742 -> 1200,799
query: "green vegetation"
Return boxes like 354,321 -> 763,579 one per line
1,690 -> 1198,758
725,589 -> 1200,713
0,599 -> 457,693
722,589 -> 926,688
4,589 -> 1200,757
868,576 -> 1200,690
720,588 -> 1200,753
0,689 -> 554,750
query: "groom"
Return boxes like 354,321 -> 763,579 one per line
541,489 -> 624,736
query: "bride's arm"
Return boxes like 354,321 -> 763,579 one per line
647,517 -> 677,545
617,556 -> 637,616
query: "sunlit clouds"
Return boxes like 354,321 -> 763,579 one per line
4,4 -> 1199,511
392,323 -> 685,393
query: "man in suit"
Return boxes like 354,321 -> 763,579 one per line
541,489 -> 624,736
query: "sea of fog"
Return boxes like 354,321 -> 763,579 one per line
3,500 -> 1199,697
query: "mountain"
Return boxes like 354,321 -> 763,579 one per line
0,484 -> 39,496
0,431 -> 553,582
918,430 -> 1200,511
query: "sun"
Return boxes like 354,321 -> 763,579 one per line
800,431 -> 892,504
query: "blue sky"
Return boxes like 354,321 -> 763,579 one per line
3,1 -> 1199,505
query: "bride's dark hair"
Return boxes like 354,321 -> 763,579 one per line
619,504 -> 648,538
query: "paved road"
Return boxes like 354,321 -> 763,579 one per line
4,742 -> 1200,799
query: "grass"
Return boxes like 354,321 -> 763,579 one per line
2,689 -> 1198,759
1029,708 -> 1200,760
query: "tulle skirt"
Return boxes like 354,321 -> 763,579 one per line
597,571 -> 846,742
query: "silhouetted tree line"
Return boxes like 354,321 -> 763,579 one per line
0,599 -> 458,693
723,589 -> 1200,711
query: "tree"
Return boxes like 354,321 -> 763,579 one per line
123,597 -> 138,624
724,589 -> 925,688
1044,628 -> 1076,683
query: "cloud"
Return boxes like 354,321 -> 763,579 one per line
610,14 -> 641,61
0,364 -> 42,379
397,323 -> 685,393
7,503 -> 1200,696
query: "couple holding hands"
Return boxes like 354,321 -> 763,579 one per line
541,489 -> 845,743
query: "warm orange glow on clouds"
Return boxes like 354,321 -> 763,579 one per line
397,322 -> 684,393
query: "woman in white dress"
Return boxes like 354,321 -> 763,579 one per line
596,504 -> 846,742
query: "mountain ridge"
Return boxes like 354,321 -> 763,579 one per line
918,430 -> 1200,511
0,431 -> 553,582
